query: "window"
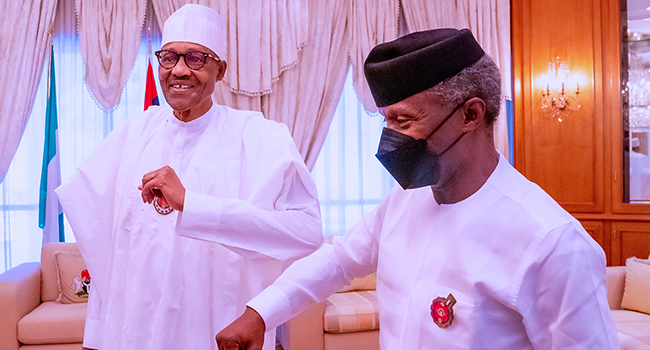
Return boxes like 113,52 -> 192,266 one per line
0,33 -> 164,272
311,69 -> 395,236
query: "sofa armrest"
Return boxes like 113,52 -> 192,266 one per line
606,266 -> 626,310
0,262 -> 42,350
277,302 -> 325,350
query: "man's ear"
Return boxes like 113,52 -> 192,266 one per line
215,60 -> 228,82
462,97 -> 487,131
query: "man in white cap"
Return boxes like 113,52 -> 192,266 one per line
216,28 -> 620,349
56,4 -> 322,350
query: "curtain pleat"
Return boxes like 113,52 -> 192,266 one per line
151,0 -> 308,97
0,0 -> 58,183
348,0 -> 399,114
212,0 -> 349,169
75,0 -> 148,110
152,0 -> 348,169
261,0 -> 349,169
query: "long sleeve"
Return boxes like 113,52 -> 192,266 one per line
247,195 -> 386,330
516,221 -> 620,350
176,115 -> 323,261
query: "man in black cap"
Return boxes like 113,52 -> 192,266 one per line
215,28 -> 620,349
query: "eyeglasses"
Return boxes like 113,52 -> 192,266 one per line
154,50 -> 221,70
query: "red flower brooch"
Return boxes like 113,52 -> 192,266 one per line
431,293 -> 457,328
153,197 -> 173,215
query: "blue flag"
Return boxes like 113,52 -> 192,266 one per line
39,46 -> 64,243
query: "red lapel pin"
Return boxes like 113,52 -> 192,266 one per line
153,197 -> 174,215
431,293 -> 457,328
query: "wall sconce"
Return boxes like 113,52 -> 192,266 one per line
539,57 -> 584,122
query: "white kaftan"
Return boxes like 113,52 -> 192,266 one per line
249,154 -> 620,349
55,104 -> 322,350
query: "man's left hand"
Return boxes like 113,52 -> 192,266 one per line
139,166 -> 186,211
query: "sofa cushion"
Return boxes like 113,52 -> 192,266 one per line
17,301 -> 86,344
323,290 -> 379,334
54,251 -> 91,304
41,243 -> 81,302
621,257 -> 650,315
610,310 -> 650,350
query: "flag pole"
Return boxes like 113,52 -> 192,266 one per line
148,27 -> 152,60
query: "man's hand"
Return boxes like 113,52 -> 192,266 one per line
216,306 -> 266,350
138,166 -> 186,211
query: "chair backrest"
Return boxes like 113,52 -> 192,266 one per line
41,242 -> 80,302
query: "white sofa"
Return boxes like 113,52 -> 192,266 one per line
606,265 -> 650,350
0,243 -> 85,350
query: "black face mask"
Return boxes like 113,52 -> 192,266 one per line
375,99 -> 469,189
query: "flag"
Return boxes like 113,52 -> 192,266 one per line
144,57 -> 159,110
39,46 -> 65,243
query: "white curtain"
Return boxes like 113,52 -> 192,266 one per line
399,0 -> 512,158
0,0 -> 58,184
76,0 -> 148,110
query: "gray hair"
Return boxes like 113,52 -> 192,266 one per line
425,55 -> 502,126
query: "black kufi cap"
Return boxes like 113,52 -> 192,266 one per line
364,28 -> 485,107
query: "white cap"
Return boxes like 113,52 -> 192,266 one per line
161,4 -> 226,59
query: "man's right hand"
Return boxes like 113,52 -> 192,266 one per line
216,306 -> 266,350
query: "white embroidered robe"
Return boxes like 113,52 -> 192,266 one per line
56,104 -> 323,350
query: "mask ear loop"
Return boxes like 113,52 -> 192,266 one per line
423,96 -> 473,141
425,97 -> 474,157
438,131 -> 468,157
